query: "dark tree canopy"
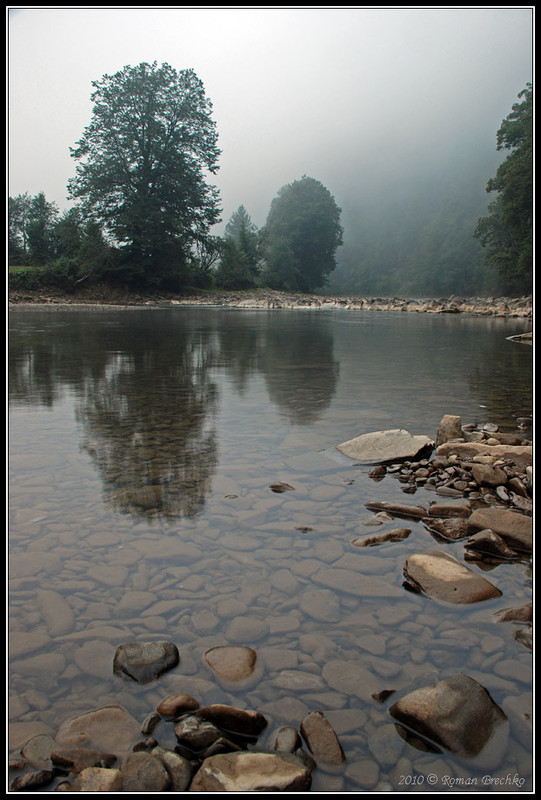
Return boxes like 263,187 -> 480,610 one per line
215,205 -> 261,289
261,176 -> 343,292
68,61 -> 221,286
474,84 -> 532,293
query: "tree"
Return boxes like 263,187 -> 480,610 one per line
67,61 -> 221,287
474,84 -> 532,293
215,205 -> 260,288
260,176 -> 343,292
8,191 -> 58,265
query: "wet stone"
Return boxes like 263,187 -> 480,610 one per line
300,710 -> 345,768
120,751 -> 171,791
402,551 -> 502,604
203,645 -> 258,682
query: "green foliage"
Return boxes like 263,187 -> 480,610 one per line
67,61 -> 221,287
474,84 -> 532,293
260,177 -> 343,292
215,206 -> 261,289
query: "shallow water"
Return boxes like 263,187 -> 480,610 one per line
8,307 -> 533,791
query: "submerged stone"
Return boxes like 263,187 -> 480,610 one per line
203,645 -> 258,682
113,641 -> 180,683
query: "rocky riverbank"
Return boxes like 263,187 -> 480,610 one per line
7,284 -> 534,320
9,414 -> 532,791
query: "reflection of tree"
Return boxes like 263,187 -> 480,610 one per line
257,315 -> 339,424
76,316 -> 219,520
9,310 -> 219,520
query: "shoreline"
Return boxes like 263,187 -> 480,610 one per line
7,286 -> 534,319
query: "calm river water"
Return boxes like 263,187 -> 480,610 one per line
8,307 -> 533,792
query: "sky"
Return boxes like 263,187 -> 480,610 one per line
7,6 -> 533,234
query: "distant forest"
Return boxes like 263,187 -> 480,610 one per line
9,64 -> 532,299
330,159 -> 498,297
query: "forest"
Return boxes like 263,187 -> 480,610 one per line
8,62 -> 532,299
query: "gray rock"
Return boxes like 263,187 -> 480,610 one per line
113,641 -> 180,683
337,429 -> 434,464
402,551 -> 502,604
151,746 -> 193,791
190,751 -> 313,791
174,715 -> 222,751
273,725 -> 303,753
389,674 -> 507,757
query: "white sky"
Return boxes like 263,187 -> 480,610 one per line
7,6 -> 533,232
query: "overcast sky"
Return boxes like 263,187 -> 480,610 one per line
8,6 -> 533,232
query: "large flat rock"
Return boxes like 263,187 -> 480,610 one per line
403,551 -> 502,604
468,507 -> 532,553
337,429 -> 434,464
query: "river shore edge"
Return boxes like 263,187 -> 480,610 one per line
8,285 -> 533,321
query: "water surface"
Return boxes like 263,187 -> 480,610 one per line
8,307 -> 533,791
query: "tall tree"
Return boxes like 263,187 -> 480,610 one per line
215,205 -> 260,288
261,176 -> 343,292
474,84 -> 533,293
68,61 -> 221,286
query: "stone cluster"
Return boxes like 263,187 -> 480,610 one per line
9,689 -> 344,792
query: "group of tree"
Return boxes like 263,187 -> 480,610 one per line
474,83 -> 532,294
9,60 -> 531,296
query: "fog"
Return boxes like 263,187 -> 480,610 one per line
8,7 -> 532,245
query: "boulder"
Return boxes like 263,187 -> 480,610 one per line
337,429 -> 434,465
402,551 -> 501,604
389,674 -> 507,757
465,530 -> 518,560
436,441 -> 532,470
189,751 -> 313,791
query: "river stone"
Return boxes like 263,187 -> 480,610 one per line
203,645 -> 257,681
225,616 -> 270,643
337,429 -> 434,464
300,587 -> 340,622
36,589 -> 75,636
50,746 -> 117,773
113,641 -> 180,683
471,463 -> 508,487
55,705 -> 141,754
436,441 -> 532,469
273,725 -> 303,753
322,659 -> 380,700
436,414 -> 464,446
174,716 -> 223,750
468,507 -> 532,553
465,530 -> 518,559
195,704 -> 268,737
313,566 -> 403,598
20,733 -> 57,769
156,693 -> 200,718
300,711 -> 345,768
151,746 -> 193,791
120,751 -> 171,791
351,528 -> 411,547
402,551 -> 501,603
389,674 -> 507,757
189,751 -> 313,792
72,767 -> 123,791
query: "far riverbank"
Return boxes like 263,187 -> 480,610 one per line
7,285 -> 533,320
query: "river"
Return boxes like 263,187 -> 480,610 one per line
8,306 -> 533,791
